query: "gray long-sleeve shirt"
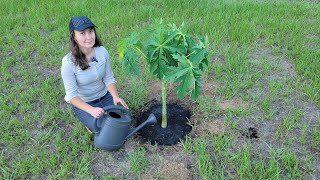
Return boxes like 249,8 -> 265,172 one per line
61,46 -> 116,103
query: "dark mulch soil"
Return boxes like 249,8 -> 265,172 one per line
242,127 -> 259,139
134,102 -> 192,146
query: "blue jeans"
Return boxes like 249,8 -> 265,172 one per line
72,92 -> 114,132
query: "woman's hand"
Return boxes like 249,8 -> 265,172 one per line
70,97 -> 105,119
88,107 -> 105,119
113,96 -> 128,109
107,83 -> 129,109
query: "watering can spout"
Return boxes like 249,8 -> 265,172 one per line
126,113 -> 157,139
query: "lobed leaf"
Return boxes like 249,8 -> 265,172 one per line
122,48 -> 141,77
176,71 -> 193,99
165,66 -> 190,83
119,22 -> 209,100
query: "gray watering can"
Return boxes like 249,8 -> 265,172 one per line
93,105 -> 157,151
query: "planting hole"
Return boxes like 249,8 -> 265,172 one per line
135,102 -> 192,146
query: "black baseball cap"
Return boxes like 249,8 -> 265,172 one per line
69,16 -> 97,33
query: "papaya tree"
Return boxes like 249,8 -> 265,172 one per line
118,23 -> 209,128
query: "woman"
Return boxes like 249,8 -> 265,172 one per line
61,16 -> 128,133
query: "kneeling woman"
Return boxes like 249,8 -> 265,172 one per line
61,16 -> 128,133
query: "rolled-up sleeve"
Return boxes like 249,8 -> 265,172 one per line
61,56 -> 78,103
103,48 -> 117,87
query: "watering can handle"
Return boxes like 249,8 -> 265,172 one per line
93,105 -> 130,134
102,105 -> 130,115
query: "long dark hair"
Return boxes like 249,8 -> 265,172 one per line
70,28 -> 102,70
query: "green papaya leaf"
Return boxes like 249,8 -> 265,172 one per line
171,53 -> 192,68
122,47 -> 140,77
175,71 -> 193,99
189,48 -> 206,66
165,66 -> 190,83
199,56 -> 209,71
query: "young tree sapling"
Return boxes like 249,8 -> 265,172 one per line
118,23 -> 209,128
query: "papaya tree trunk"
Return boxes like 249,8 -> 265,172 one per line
161,79 -> 167,128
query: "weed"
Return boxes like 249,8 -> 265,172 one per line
181,135 -> 193,153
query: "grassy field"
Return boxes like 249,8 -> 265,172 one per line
1,0 -> 319,179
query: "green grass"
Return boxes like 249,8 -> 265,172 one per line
1,0 -> 319,179
128,147 -> 150,176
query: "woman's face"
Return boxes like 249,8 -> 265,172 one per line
74,28 -> 96,50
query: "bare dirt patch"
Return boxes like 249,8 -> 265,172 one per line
59,99 -> 68,110
195,119 -> 228,136
218,98 -> 249,110
202,80 -> 219,97
56,120 -> 73,139
91,150 -> 130,178
212,55 -> 226,65
140,173 -> 156,180
37,64 -> 60,78
159,160 -> 192,180
150,80 -> 162,98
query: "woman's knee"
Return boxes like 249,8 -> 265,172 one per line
72,106 -> 96,130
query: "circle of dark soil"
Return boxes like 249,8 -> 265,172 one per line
134,102 -> 192,146
243,127 -> 259,139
